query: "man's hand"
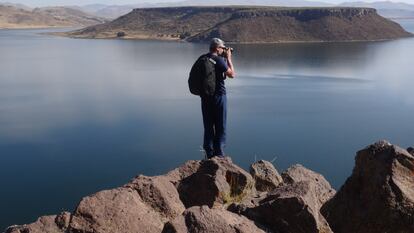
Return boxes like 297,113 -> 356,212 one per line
225,48 -> 232,59
224,49 -> 235,78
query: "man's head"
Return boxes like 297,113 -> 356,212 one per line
210,38 -> 226,55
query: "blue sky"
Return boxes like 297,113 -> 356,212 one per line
2,0 -> 414,7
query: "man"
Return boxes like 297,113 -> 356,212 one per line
201,38 -> 235,159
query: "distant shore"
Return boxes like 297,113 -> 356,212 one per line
62,6 -> 413,44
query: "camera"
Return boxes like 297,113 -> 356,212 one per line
221,47 -> 234,57
224,47 -> 234,52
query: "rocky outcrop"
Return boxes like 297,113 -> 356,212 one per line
282,164 -> 336,206
64,6 -> 412,42
69,187 -> 165,233
250,160 -> 283,192
5,212 -> 70,233
162,206 -> 266,233
165,160 -> 201,187
5,141 -> 414,233
321,140 -> 414,233
178,157 -> 254,208
124,175 -> 185,221
236,165 -> 335,233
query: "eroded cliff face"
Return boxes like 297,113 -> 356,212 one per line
5,141 -> 414,233
64,6 -> 411,42
228,7 -> 376,20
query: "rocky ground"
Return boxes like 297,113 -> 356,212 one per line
4,140 -> 414,233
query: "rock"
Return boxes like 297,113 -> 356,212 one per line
228,164 -> 335,220
69,187 -> 164,233
162,206 -> 266,233
177,157 -> 254,208
227,192 -> 268,215
55,212 -> 71,230
124,175 -> 185,221
321,140 -> 414,233
9,140 -> 414,233
282,164 -> 336,206
242,180 -> 333,233
5,212 -> 70,233
250,160 -> 283,192
116,31 -> 126,37
165,160 -> 202,187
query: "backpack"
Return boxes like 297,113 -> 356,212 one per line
188,54 -> 216,96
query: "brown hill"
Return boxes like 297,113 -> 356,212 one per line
32,7 -> 107,26
65,6 -> 412,43
0,5 -> 106,29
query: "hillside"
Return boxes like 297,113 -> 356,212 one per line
74,1 -> 414,20
75,0 -> 330,19
65,6 -> 412,43
0,4 -> 106,29
32,7 -> 107,26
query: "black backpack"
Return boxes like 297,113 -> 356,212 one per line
188,54 -> 216,96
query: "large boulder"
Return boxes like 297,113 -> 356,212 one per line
178,157 -> 254,208
321,140 -> 414,233
69,187 -> 164,233
250,160 -> 283,192
244,181 -> 333,233
162,206 -> 266,233
238,164 -> 335,233
124,175 -> 185,221
282,164 -> 336,206
5,212 -> 70,233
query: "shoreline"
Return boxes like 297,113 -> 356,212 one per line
46,31 -> 414,44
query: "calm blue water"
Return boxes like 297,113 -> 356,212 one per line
1,20 -> 414,229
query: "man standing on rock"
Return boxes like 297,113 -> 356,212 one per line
197,38 -> 236,159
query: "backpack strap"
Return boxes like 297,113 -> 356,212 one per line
208,58 -> 217,65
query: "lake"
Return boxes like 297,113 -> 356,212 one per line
1,19 -> 414,229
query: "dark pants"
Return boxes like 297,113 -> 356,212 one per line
201,94 -> 227,158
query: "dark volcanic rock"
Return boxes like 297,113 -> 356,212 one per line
162,205 -> 266,233
5,212 -> 70,233
242,166 -> 335,233
178,157 -> 254,208
250,160 -> 283,192
69,187 -> 164,233
321,140 -> 414,233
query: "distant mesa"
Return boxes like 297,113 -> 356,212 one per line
64,6 -> 412,43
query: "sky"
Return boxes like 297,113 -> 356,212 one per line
2,0 -> 414,7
